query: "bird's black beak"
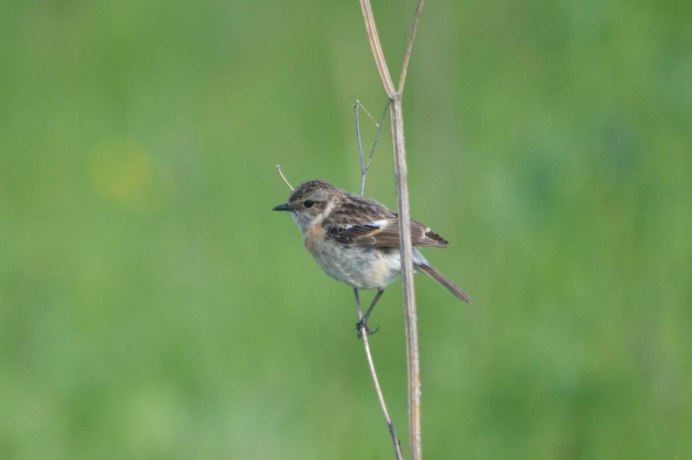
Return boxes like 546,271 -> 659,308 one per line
272,203 -> 291,211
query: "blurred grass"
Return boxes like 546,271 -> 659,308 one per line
1,0 -> 690,458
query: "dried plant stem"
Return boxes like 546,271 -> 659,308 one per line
390,98 -> 421,458
275,165 -> 294,191
354,289 -> 404,460
355,112 -> 402,458
358,1 -> 396,97
399,0 -> 426,93
355,101 -> 389,196
358,0 -> 426,458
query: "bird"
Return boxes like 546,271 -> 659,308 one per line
273,180 -> 471,335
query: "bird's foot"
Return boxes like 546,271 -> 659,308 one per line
356,319 -> 379,338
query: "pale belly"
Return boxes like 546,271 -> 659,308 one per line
306,238 -> 428,290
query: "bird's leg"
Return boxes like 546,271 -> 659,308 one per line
354,288 -> 384,338
362,288 -> 384,325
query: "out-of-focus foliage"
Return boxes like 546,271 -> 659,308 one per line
1,0 -> 690,458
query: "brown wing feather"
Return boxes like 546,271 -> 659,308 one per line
327,219 -> 448,248
323,192 -> 449,248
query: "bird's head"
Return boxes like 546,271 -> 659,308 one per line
273,180 -> 339,232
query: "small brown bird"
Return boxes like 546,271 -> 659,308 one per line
273,180 -> 471,334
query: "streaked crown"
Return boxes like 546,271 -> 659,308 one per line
288,180 -> 338,204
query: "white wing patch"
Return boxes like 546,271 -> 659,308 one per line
370,219 -> 390,228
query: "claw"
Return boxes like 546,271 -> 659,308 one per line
356,319 -> 380,338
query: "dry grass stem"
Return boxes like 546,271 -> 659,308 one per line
355,101 -> 389,195
354,289 -> 404,460
358,0 -> 427,458
354,107 -> 402,458
398,0 -> 426,93
275,164 -> 294,191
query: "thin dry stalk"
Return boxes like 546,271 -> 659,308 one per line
357,1 -> 427,458
275,165 -> 295,191
358,1 -> 396,97
355,101 -> 389,195
354,107 -> 402,459
398,0 -> 426,93
354,289 -> 404,460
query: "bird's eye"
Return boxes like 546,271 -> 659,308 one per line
303,200 -> 315,208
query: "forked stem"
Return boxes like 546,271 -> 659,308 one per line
358,0 -> 427,458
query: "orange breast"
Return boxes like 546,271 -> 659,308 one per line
304,223 -> 325,253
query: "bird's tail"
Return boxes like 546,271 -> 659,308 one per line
415,263 -> 472,304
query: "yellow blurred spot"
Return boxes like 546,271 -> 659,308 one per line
90,141 -> 171,210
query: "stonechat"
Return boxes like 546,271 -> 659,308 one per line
273,180 -> 471,335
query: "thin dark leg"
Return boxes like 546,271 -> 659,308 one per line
363,288 -> 384,324
355,288 -> 385,338
353,288 -> 361,307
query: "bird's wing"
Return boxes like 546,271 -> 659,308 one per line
326,218 -> 449,248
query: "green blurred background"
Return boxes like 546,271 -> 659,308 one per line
1,0 -> 690,458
